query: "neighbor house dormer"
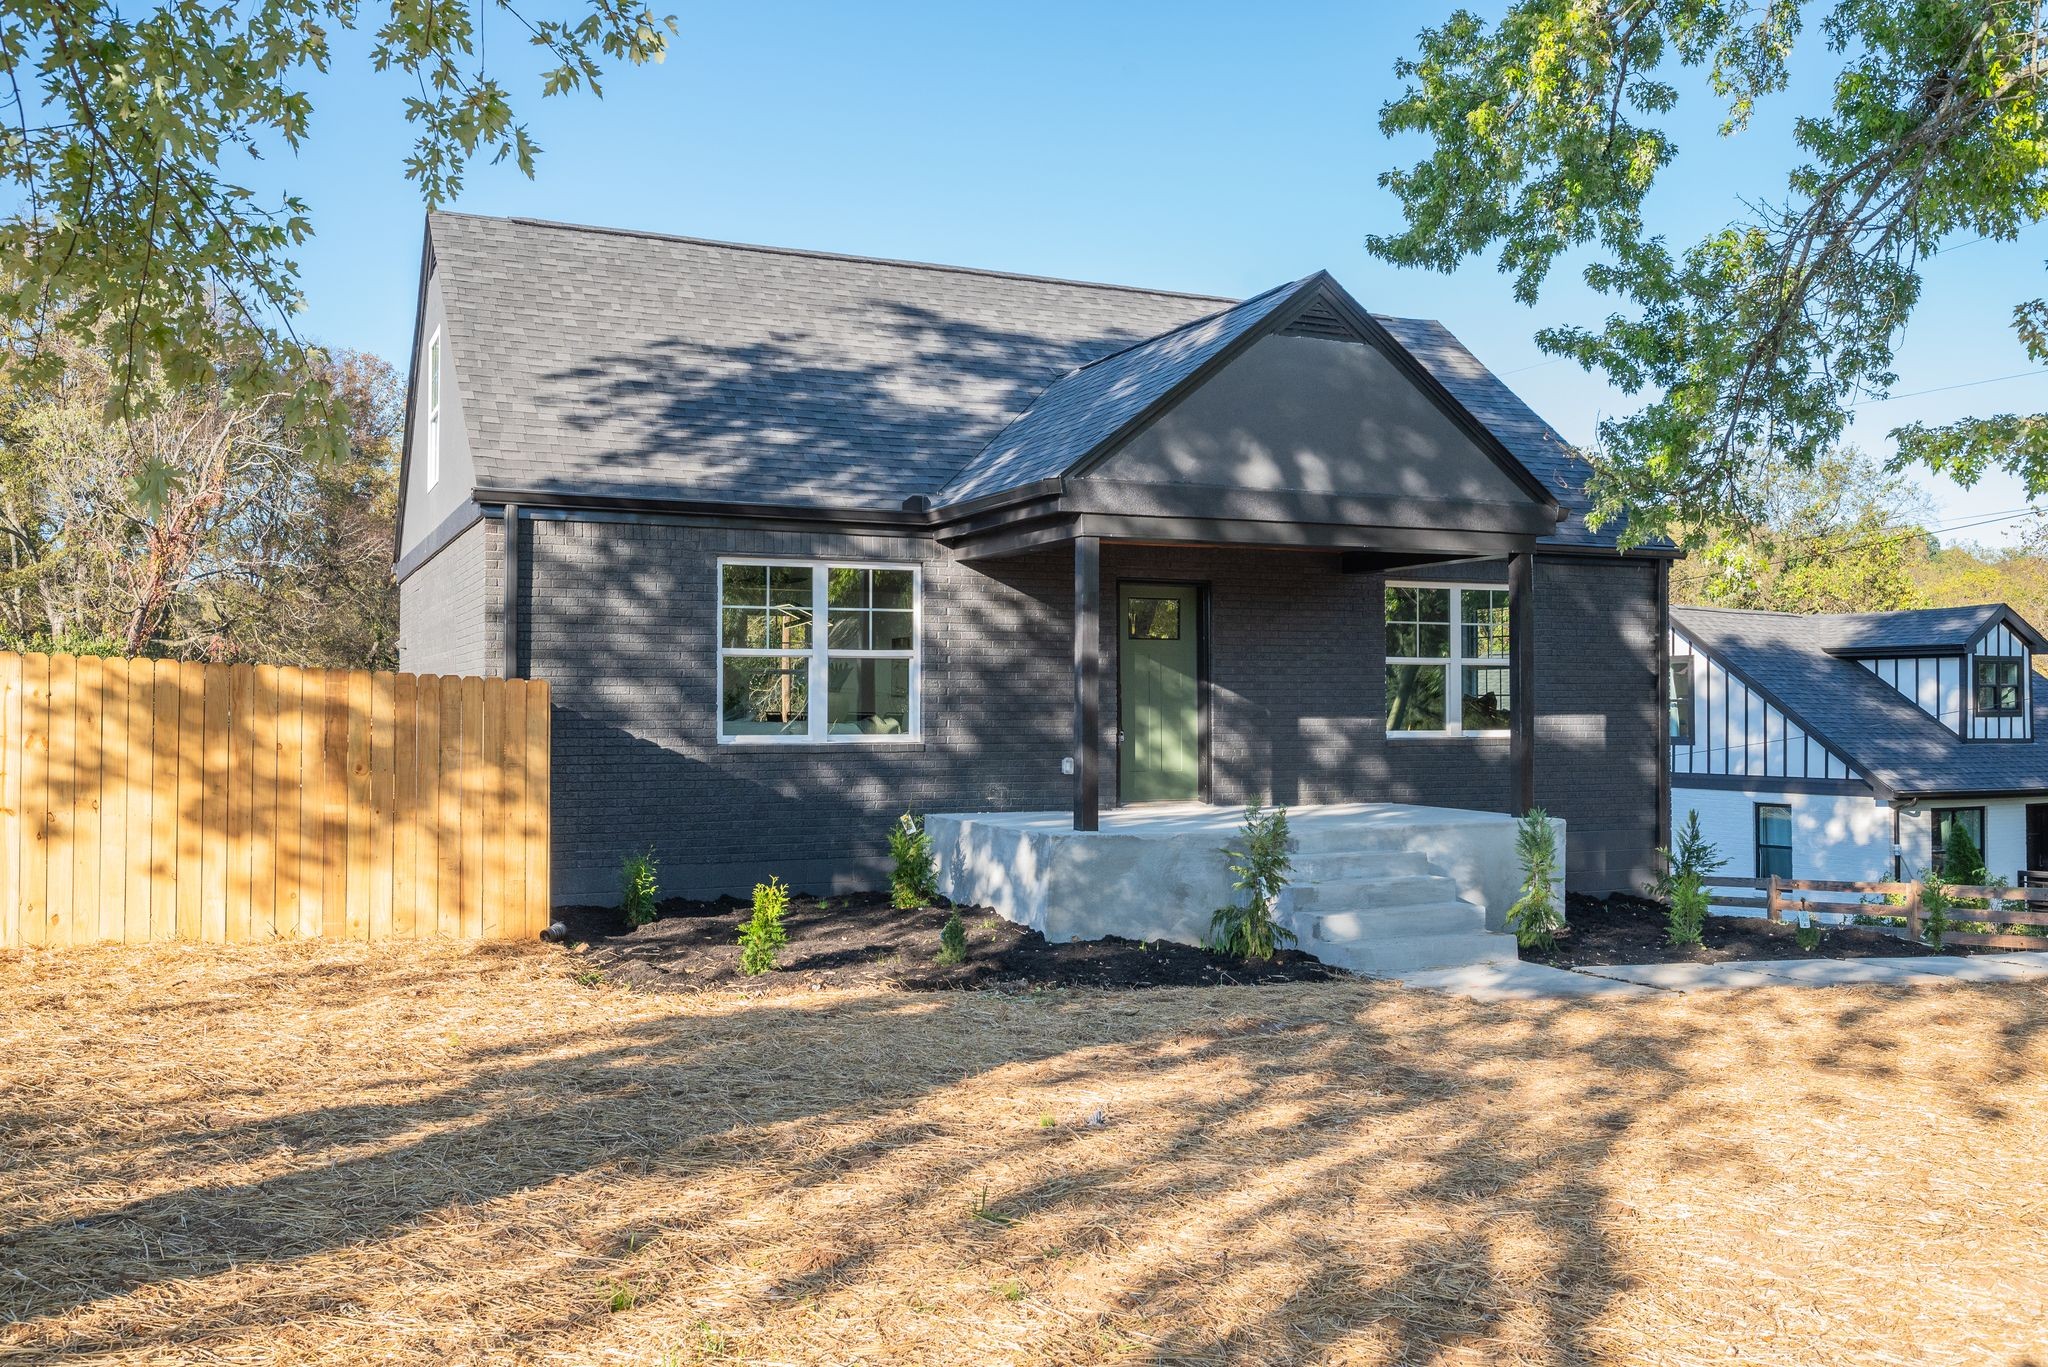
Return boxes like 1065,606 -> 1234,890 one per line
1824,605 -> 2044,742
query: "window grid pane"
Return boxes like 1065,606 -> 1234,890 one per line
1385,587 -> 1451,659
1461,590 -> 1510,660
722,655 -> 811,736
1387,664 -> 1447,732
1462,666 -> 1510,731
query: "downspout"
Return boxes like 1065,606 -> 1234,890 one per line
500,502 -> 521,678
1891,797 -> 1919,882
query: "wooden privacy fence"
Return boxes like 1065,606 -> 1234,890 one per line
1705,875 -> 2048,950
0,652 -> 550,948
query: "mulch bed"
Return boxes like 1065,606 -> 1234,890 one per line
553,893 -> 1348,992
1526,891 -> 1986,967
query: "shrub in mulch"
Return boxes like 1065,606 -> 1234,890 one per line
551,892 -> 1348,993
1528,892 -> 1976,968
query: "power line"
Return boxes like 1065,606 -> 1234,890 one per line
1851,367 -> 2048,408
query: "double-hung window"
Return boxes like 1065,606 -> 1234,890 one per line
1974,656 -> 2024,717
425,330 -> 442,489
1755,803 -> 1793,879
1385,584 -> 1510,737
1930,806 -> 1986,875
718,560 -> 920,742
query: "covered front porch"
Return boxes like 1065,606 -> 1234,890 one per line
927,802 -> 1561,977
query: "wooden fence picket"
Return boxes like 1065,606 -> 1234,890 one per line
0,652 -> 548,946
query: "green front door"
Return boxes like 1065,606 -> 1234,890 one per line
1118,584 -> 1201,804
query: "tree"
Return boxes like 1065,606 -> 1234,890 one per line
0,0 -> 675,474
1371,4 -> 2048,545
1909,515 -> 2048,665
1671,448 -> 1935,612
0,320 -> 401,666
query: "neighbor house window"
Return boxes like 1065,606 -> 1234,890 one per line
1930,806 -> 1986,875
1385,584 -> 1510,737
425,330 -> 442,489
1755,803 -> 1793,879
1974,656 -> 2023,716
718,560 -> 919,742
1669,658 -> 1695,745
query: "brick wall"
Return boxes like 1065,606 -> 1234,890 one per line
397,519 -> 494,677
500,517 -> 1663,902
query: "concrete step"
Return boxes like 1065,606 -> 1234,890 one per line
1284,899 -> 1487,943
1277,874 -> 1465,914
1286,849 -> 1432,882
1307,930 -> 1522,977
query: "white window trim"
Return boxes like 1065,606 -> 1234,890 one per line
1385,581 -> 1512,740
424,328 -> 443,490
716,557 -> 923,745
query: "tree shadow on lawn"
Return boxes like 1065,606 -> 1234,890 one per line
4,948 -> 2046,1364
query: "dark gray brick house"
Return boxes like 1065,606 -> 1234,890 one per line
395,213 -> 1675,904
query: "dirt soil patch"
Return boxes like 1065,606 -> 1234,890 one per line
555,893 -> 1347,992
1527,891 -> 1980,967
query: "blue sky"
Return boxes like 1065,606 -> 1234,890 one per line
288,0 -> 2044,543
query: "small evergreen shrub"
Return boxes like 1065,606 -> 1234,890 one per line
620,848 -> 659,927
889,811 -> 938,909
1666,870 -> 1709,948
1794,918 -> 1823,952
1648,809 -> 1727,898
935,907 -> 968,966
1939,820 -> 1989,889
1919,878 -> 1954,948
1648,809 -> 1723,950
1208,800 -> 1296,961
738,877 -> 790,975
1505,808 -> 1565,950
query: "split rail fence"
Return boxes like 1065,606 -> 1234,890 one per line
0,652 -> 551,948
1705,875 -> 2048,950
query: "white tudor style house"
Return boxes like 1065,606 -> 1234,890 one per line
1669,603 -> 2048,890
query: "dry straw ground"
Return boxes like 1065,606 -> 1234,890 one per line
3,942 -> 2047,1366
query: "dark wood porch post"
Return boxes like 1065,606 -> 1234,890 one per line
1073,535 -> 1102,831
1508,550 -> 1536,816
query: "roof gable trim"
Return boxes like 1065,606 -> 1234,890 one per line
1066,274 -> 1564,512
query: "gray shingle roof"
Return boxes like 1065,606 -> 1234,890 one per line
936,278 -> 1313,505
1673,605 -> 2048,797
1821,604 -> 2013,655
425,213 -> 1615,544
1374,318 -> 1610,548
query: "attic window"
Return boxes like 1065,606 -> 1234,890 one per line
1975,656 -> 2023,717
425,330 -> 443,489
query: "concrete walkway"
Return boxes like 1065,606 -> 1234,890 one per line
1394,950 -> 2048,1001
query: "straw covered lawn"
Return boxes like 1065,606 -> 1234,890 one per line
4,943 -> 2048,1366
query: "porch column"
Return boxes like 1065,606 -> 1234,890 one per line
1509,550 -> 1536,816
1072,535 -> 1102,831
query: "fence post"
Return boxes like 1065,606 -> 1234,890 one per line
1906,881 -> 1923,943
1767,874 -> 1782,923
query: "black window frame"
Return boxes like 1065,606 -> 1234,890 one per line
1668,658 -> 1695,745
1930,806 -> 1987,875
1973,656 -> 2025,717
1755,802 -> 1793,880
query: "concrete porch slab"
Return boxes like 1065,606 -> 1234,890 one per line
927,802 -> 1560,949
